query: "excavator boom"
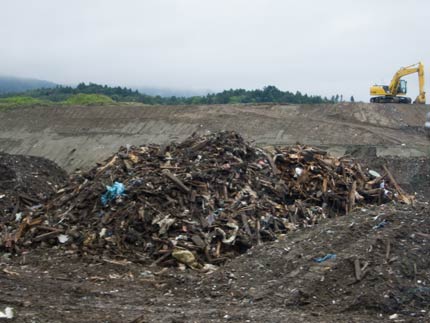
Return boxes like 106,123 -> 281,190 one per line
414,63 -> 426,104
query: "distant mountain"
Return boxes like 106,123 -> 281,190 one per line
0,76 -> 57,94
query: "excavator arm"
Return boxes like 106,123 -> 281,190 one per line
388,63 -> 418,95
414,63 -> 426,104
389,62 -> 426,102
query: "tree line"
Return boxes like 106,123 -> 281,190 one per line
1,82 -> 349,105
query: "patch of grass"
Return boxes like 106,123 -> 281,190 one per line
64,94 -> 115,106
0,93 -> 117,109
0,96 -> 49,107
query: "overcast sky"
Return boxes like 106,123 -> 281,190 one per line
1,0 -> 428,100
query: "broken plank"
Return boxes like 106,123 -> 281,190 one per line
162,170 -> 190,194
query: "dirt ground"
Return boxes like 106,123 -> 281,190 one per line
1,159 -> 430,322
1,103 -> 430,322
0,201 -> 429,322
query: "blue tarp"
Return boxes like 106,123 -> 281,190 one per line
101,182 -> 125,206
313,253 -> 336,263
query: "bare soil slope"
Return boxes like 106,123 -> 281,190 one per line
0,103 -> 428,171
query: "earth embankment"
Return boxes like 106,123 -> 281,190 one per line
0,103 -> 428,172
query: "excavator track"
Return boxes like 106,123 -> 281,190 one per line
370,96 -> 412,104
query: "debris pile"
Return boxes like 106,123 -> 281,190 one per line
194,202 -> 430,320
0,153 -> 67,217
1,132 -> 412,267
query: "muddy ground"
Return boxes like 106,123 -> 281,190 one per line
0,156 -> 429,322
1,102 -> 430,322
1,201 -> 429,322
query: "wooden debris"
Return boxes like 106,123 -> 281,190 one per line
0,131 -> 410,267
385,240 -> 391,261
162,170 -> 190,194
383,165 -> 413,205
354,259 -> 362,281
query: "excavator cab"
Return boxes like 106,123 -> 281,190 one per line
397,79 -> 407,95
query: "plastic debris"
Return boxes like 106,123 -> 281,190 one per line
373,219 -> 389,230
294,167 -> 303,178
207,208 -> 224,225
0,307 -> 14,319
369,170 -> 382,178
15,212 -> 23,222
101,181 -> 125,206
57,234 -> 69,244
99,228 -> 107,238
202,263 -> 219,273
313,253 -> 337,263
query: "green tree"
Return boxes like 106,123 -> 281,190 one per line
2,83 -> 337,106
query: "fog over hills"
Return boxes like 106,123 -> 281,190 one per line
0,76 -> 57,94
0,75 -> 210,98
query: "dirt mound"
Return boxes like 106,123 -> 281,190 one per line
2,132 -> 411,268
0,153 -> 67,216
195,202 -> 430,321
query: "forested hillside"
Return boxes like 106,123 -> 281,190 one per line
4,82 -> 336,105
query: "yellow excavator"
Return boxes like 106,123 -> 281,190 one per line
370,62 -> 426,104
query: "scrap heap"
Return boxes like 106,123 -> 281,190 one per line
1,132 -> 412,267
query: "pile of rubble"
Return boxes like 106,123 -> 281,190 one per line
1,132 -> 412,267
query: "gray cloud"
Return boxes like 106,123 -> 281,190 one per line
1,0 -> 428,100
